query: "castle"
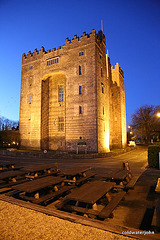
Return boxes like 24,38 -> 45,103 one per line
19,29 -> 127,153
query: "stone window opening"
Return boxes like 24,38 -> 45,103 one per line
79,52 -> 84,56
79,86 -> 82,94
29,96 -> 32,104
47,57 -> 59,66
79,106 -> 82,114
58,117 -> 64,132
79,65 -> 82,75
29,77 -> 32,86
101,82 -> 104,94
58,86 -> 64,102
103,106 -> 104,115
101,68 -> 103,77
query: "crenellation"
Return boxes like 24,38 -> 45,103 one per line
73,34 -> 79,40
82,32 -> 86,36
27,51 -> 32,57
22,30 -> 103,62
39,46 -> 46,54
65,37 -> 71,44
80,32 -> 90,41
32,49 -> 39,57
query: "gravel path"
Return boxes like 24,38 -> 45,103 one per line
0,200 -> 134,240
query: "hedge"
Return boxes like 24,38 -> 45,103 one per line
148,144 -> 160,168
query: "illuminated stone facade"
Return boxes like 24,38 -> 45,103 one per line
19,30 -> 127,153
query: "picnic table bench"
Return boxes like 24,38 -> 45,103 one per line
61,166 -> 91,180
125,175 -> 139,190
152,198 -> 160,232
0,161 -> 15,170
56,180 -> 116,216
0,170 -> 27,188
75,172 -> 96,186
12,176 -> 63,193
155,178 -> 160,193
20,185 -> 74,205
20,164 -> 59,178
104,169 -> 130,182
65,180 -> 115,204
0,170 -> 25,181
98,191 -> 126,219
11,176 -> 66,203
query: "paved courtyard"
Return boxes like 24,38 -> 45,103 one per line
1,146 -> 160,239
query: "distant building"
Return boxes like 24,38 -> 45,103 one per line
19,30 -> 127,153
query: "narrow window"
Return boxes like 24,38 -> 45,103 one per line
29,77 -> 32,86
79,86 -> 82,94
79,106 -> 82,114
103,106 -> 104,115
29,96 -> 32,104
58,86 -> 64,102
101,83 -> 104,94
79,65 -> 82,75
101,68 -> 103,77
58,117 -> 64,132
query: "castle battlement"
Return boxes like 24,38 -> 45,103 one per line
111,63 -> 124,78
22,29 -> 106,64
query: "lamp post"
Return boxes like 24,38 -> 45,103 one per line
128,125 -> 134,141
155,112 -> 160,141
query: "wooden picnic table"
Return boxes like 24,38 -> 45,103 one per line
0,170 -> 24,180
0,161 -> 15,169
155,178 -> 160,193
65,180 -> 115,204
103,169 -> 129,181
20,164 -> 58,173
11,176 -> 64,193
62,166 -> 91,178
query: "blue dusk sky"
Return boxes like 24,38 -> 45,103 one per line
0,0 -> 160,125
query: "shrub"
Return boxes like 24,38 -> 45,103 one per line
148,145 -> 160,168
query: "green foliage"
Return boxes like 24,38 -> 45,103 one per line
148,145 -> 160,168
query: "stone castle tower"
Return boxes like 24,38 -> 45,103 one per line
19,29 -> 127,153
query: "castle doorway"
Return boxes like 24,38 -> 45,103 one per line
41,73 -> 66,150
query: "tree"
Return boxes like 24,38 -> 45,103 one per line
0,116 -> 19,147
131,105 -> 160,144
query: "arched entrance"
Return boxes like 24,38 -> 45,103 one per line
41,73 -> 66,150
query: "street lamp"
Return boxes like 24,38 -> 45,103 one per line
157,112 -> 160,118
